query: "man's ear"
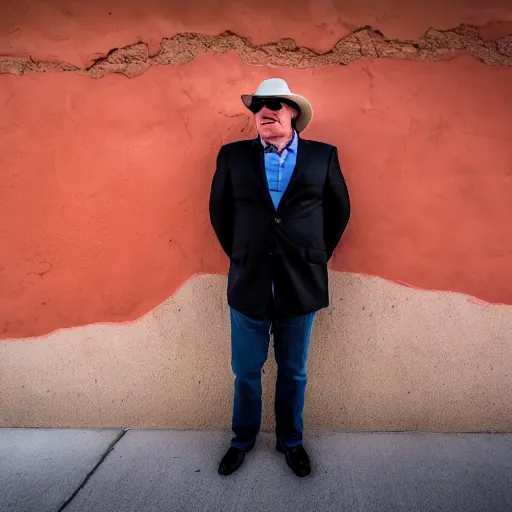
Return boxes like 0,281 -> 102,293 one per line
285,103 -> 299,119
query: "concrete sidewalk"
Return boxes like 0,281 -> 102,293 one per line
1,429 -> 511,512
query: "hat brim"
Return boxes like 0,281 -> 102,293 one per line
241,93 -> 313,133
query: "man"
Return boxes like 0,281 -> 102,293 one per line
209,78 -> 350,477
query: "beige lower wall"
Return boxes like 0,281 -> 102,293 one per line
1,272 -> 511,431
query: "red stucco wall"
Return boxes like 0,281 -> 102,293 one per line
2,0 -> 512,64
1,1 -> 512,339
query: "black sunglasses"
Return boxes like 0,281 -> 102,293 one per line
248,98 -> 298,114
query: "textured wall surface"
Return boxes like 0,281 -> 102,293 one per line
1,0 -> 511,430
2,273 -> 512,430
2,0 -> 512,64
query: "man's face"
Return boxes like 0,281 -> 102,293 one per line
253,99 -> 298,140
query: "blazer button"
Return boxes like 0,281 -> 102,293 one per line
275,217 -> 282,223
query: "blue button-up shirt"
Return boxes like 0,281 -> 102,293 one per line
261,130 -> 298,210
260,131 -> 298,296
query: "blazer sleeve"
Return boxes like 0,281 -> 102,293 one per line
209,145 -> 234,258
323,146 -> 351,261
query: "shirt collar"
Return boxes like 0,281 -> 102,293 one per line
260,130 -> 298,154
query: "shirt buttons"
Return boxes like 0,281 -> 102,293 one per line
274,217 -> 282,223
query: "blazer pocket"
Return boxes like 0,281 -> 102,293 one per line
231,248 -> 247,264
306,248 -> 327,264
300,198 -> 316,208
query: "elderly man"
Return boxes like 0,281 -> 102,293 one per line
209,78 -> 350,477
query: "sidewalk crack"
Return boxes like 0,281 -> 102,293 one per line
56,428 -> 128,512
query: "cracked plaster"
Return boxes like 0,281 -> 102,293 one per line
1,25 -> 511,78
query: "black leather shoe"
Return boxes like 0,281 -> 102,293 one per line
276,442 -> 311,477
218,443 -> 255,476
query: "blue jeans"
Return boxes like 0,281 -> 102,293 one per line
229,306 -> 316,450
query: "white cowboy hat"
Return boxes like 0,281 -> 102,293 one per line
241,78 -> 313,133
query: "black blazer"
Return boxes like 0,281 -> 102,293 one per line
209,136 -> 350,317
